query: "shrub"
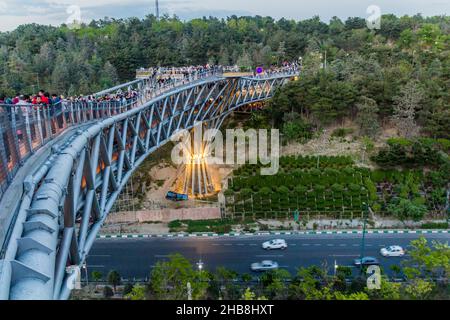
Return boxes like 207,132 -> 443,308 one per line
123,283 -> 134,296
103,286 -> 114,298
331,183 -> 344,193
278,186 -> 290,194
332,128 -> 354,138
260,187 -> 272,196
168,220 -> 183,229
295,185 -> 308,195
240,188 -> 253,198
387,198 -> 428,222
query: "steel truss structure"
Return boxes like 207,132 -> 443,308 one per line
0,72 -> 297,300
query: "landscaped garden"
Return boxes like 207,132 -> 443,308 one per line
224,141 -> 449,222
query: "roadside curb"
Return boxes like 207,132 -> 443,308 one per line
97,229 -> 450,239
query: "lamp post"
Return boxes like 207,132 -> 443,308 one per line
446,187 -> 449,224
82,262 -> 88,285
360,203 -> 369,274
334,260 -> 338,277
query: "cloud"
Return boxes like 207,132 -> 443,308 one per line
0,1 -> 8,13
0,0 -> 449,32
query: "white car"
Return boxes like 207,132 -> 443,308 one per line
262,239 -> 288,250
251,260 -> 279,272
380,245 -> 405,257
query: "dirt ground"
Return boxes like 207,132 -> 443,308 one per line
282,122 -> 397,166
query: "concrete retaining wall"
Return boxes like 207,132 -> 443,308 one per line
105,207 -> 221,224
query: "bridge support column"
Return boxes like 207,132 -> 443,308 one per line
181,126 -> 215,197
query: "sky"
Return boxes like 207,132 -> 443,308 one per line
0,0 -> 449,32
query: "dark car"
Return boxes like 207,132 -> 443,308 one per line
166,191 -> 189,201
353,257 -> 380,267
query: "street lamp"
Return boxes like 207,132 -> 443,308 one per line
82,262 -> 88,285
197,259 -> 204,272
360,203 -> 369,274
334,260 -> 338,276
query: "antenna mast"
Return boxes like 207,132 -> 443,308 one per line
155,0 -> 160,19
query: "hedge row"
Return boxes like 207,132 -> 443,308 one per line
234,155 -> 354,176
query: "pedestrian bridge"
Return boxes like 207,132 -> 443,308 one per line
0,68 -> 298,300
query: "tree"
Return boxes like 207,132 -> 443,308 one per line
107,270 -> 121,293
123,283 -> 134,296
355,97 -> 380,138
215,267 -> 241,300
276,41 -> 286,64
402,237 -> 450,281
236,51 -> 253,71
241,288 -> 268,301
392,80 -> 425,138
289,266 -> 334,300
260,269 -> 291,300
242,288 -> 256,300
334,292 -> 369,300
103,286 -> 114,299
100,61 -> 119,89
387,198 -> 427,222
405,279 -> 434,300
149,254 -> 209,300
125,284 -> 147,300
91,271 -> 103,282
366,277 -> 401,300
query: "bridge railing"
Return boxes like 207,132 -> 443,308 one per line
0,98 -> 141,199
0,67 -> 298,201
0,68 -> 222,201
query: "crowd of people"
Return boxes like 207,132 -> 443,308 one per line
0,90 -> 141,111
253,61 -> 299,78
0,63 -> 298,111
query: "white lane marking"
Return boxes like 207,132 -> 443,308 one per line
302,244 -> 311,246
237,244 -> 245,246
249,244 -> 258,246
224,244 -> 233,246
314,244 -> 321,246
255,255 -> 284,258
329,255 -> 359,257
339,244 -> 347,247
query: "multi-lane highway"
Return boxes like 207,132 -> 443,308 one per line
87,233 -> 449,280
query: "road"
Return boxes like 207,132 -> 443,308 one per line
86,233 -> 449,280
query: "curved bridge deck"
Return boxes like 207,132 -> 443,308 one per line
0,68 -> 298,300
